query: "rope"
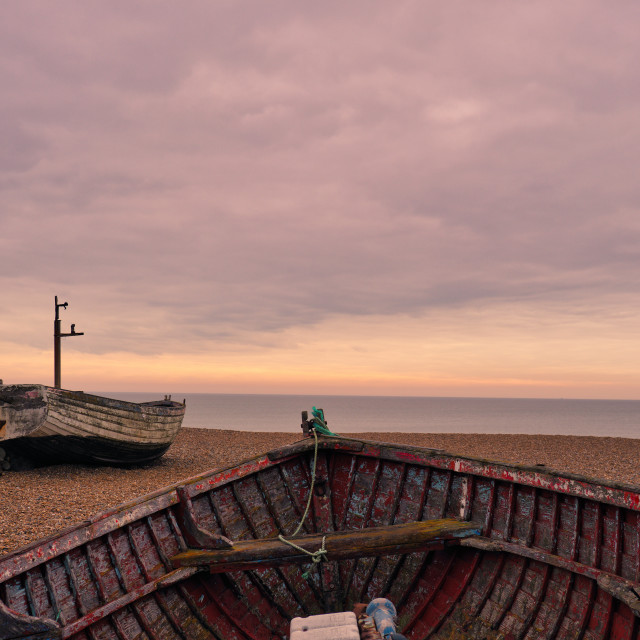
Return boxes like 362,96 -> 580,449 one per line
310,406 -> 337,436
279,535 -> 327,570
278,428 -> 328,576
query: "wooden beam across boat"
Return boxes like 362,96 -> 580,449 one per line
171,519 -> 481,573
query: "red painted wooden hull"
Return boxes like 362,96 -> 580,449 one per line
1,436 -> 640,639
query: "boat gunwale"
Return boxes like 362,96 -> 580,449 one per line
0,453 -> 274,581
45,386 -> 186,417
271,435 -> 640,508
2,434 -> 640,582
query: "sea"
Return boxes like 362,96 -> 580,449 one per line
98,393 -> 640,439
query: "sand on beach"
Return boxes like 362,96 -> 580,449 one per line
1,427 -> 637,556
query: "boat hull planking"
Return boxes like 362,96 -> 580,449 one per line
0,385 -> 185,465
1,436 -> 639,639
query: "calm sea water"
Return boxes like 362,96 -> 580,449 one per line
97,393 -> 640,439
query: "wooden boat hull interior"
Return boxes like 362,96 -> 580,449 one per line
1,436 -> 640,639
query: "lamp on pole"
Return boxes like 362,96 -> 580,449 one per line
54,296 -> 84,388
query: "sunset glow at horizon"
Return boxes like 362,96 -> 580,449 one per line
4,300 -> 640,400
2,3 -> 640,401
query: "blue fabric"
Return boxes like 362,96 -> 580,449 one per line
366,598 -> 397,638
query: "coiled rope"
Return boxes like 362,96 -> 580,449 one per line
309,406 -> 336,437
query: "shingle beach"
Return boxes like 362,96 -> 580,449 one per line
1,428 -> 638,556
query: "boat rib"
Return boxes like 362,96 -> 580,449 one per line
1,436 -> 640,639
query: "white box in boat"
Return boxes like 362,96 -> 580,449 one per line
290,612 -> 359,640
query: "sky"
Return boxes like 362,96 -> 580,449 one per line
2,2 -> 640,399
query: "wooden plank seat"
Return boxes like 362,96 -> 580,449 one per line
171,519 -> 481,573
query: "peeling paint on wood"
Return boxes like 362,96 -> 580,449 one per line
3,435 -> 640,639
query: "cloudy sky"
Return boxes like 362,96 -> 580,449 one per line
2,2 -> 640,398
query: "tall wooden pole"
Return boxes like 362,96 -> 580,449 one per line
54,296 -> 84,389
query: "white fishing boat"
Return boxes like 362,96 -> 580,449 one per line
0,384 -> 185,465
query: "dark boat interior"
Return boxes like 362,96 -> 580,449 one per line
1,436 -> 640,639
